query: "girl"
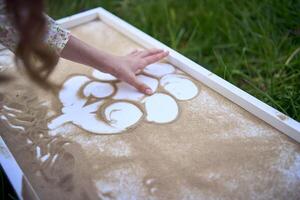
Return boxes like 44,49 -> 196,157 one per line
0,0 -> 168,94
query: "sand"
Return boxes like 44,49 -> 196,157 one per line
0,20 -> 299,200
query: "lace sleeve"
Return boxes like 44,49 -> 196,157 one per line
0,1 -> 18,51
44,15 -> 70,54
0,1 -> 70,54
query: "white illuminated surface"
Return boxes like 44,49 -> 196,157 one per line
49,66 -> 199,134
104,102 -> 143,129
72,112 -> 120,134
48,101 -> 104,130
92,69 -> 117,81
83,81 -> 114,98
59,75 -> 90,107
144,63 -> 175,77
142,93 -> 178,123
160,74 -> 198,100
50,101 -> 142,134
113,75 -> 158,101
0,49 -> 14,67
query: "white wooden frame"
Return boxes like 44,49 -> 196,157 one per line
1,7 -> 299,200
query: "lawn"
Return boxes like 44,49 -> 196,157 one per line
47,0 -> 299,120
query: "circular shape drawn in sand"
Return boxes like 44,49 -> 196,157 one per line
142,93 -> 178,123
72,112 -> 121,134
92,69 -> 117,81
113,75 -> 158,101
160,74 -> 198,100
59,75 -> 90,107
104,101 -> 143,129
83,81 -> 114,98
143,63 -> 175,77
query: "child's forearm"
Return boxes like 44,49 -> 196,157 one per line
60,34 -> 169,94
60,35 -> 115,73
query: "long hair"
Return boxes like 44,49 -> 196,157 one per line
5,0 -> 58,89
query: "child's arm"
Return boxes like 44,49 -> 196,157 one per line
60,35 -> 169,94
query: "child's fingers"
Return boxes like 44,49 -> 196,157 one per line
139,49 -> 164,58
144,51 -> 169,65
126,75 -> 152,95
128,49 -> 139,56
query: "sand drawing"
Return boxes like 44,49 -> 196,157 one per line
48,62 -> 199,134
1,19 -> 300,200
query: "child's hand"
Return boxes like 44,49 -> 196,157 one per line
105,49 -> 169,95
61,36 -> 168,95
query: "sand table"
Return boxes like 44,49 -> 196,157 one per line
0,20 -> 299,200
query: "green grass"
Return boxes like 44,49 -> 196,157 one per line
46,0 -> 300,121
